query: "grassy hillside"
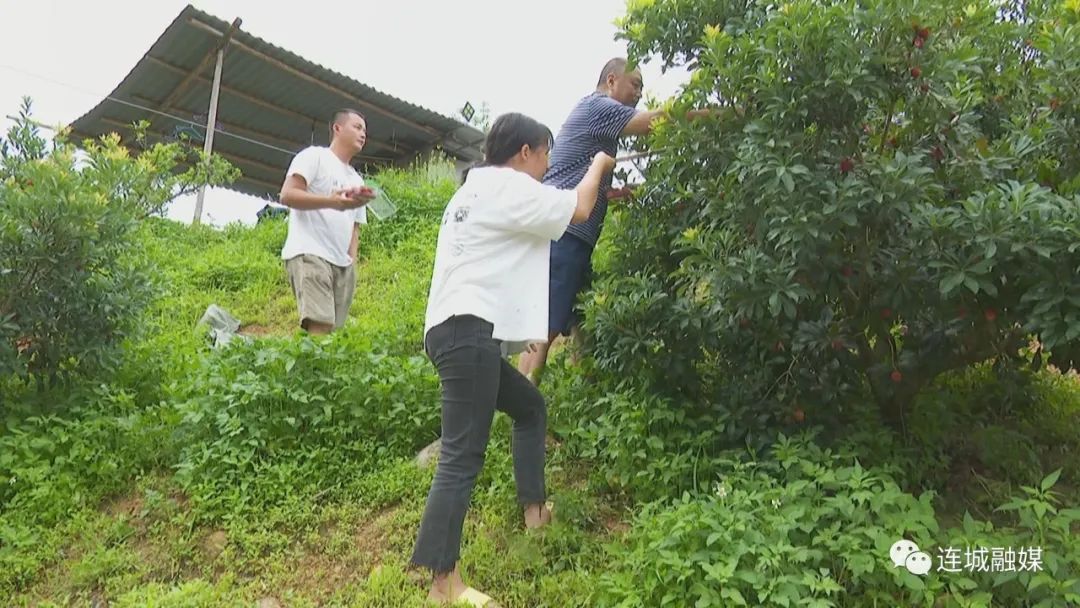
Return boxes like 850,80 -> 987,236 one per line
3,159 -> 1079,607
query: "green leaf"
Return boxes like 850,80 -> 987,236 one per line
963,511 -> 979,533
971,258 -> 993,274
901,571 -> 926,591
781,172 -> 795,193
720,588 -> 748,606
941,272 -> 966,295
1041,468 -> 1062,491
1028,573 -> 1051,592
953,577 -> 979,591
994,571 -> 1019,587
964,276 -> 980,294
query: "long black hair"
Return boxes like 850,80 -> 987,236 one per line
462,112 -> 553,183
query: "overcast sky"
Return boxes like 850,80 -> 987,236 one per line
0,0 -> 689,225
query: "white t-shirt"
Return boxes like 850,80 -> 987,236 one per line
424,166 -> 578,355
280,146 -> 368,267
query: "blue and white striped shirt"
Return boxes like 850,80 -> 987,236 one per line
543,93 -> 638,248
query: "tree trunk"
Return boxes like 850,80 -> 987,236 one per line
869,373 -> 924,435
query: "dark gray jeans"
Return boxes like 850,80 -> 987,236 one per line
411,315 -> 547,574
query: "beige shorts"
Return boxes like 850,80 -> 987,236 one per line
285,254 -> 356,330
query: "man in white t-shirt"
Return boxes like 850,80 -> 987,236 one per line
279,109 -> 376,334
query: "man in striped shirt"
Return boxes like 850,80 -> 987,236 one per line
518,57 -> 710,384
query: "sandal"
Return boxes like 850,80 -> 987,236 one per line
429,586 -> 500,607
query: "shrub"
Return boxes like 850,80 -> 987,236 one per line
589,0 -> 1080,428
0,99 -> 237,393
599,434 -> 1080,607
173,335 -> 440,519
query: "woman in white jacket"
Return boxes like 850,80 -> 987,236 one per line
412,112 -> 615,606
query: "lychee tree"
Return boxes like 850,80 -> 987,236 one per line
585,0 -> 1080,430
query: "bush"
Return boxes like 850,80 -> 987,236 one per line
0,100 -> 237,394
549,360 -> 765,501
174,335 -> 440,519
599,434 -> 1080,607
590,0 -> 1080,428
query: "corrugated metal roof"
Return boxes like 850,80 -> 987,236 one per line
69,4 -> 485,199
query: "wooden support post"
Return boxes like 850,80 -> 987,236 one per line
193,48 -> 225,225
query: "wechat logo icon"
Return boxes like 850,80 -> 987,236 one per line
890,539 -> 932,576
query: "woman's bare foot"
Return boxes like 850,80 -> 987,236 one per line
427,566 -> 465,603
523,502 -> 553,529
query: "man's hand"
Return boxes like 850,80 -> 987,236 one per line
332,186 -> 376,209
606,185 -> 636,201
687,105 -> 745,121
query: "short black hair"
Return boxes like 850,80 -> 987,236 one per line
483,113 -> 553,166
329,108 -> 366,139
462,112 -> 553,183
597,58 -> 629,87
